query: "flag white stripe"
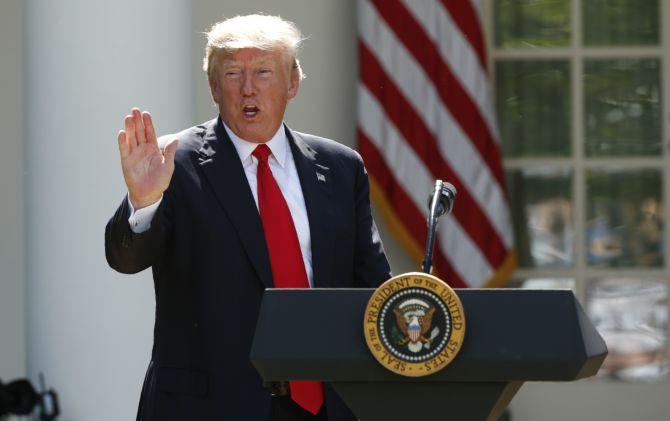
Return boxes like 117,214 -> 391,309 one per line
359,85 -> 494,285
400,0 -> 499,140
468,0 -> 485,30
437,217 -> 493,288
359,1 -> 513,248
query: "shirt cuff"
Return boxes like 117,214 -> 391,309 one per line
127,194 -> 163,233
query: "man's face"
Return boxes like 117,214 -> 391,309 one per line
209,48 -> 299,143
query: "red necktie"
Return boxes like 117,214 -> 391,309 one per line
252,144 -> 324,415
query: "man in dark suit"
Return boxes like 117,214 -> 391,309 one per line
105,14 -> 390,421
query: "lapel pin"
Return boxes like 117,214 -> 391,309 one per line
316,172 -> 326,183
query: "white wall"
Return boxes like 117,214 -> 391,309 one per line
23,1 -> 193,419
0,0 -> 25,383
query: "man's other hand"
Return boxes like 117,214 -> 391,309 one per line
117,108 -> 178,209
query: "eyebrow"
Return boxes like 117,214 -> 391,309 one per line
221,57 -> 275,68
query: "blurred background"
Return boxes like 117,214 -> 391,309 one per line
0,0 -> 668,420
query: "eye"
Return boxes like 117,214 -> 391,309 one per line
225,70 -> 241,77
258,68 -> 272,75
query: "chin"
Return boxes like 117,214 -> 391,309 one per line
240,126 -> 273,142
240,131 -> 269,143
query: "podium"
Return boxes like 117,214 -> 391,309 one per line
250,288 -> 607,421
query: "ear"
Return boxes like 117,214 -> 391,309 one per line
287,68 -> 300,101
208,76 -> 220,104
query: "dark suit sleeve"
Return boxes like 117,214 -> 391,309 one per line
353,153 -> 392,287
105,191 -> 174,274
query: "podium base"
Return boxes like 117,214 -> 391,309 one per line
332,381 -> 523,421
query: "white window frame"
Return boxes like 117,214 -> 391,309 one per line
485,0 -> 670,306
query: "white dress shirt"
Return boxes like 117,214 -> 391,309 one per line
127,122 -> 314,286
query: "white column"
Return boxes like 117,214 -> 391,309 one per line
24,1 -> 193,420
0,0 -> 25,382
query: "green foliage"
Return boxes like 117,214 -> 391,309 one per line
584,59 -> 661,156
495,0 -> 571,48
583,0 -> 659,46
496,60 -> 571,157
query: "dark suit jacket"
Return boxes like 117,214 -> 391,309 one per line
105,117 -> 391,421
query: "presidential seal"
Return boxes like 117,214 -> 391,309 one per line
363,272 -> 466,377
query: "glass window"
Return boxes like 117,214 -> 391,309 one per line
586,169 -> 663,268
509,277 -> 576,291
493,0 -> 667,383
584,59 -> 662,157
583,0 -> 660,46
494,0 -> 571,48
585,278 -> 668,382
496,60 -> 571,157
506,168 -> 574,268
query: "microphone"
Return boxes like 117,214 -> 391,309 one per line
428,181 -> 457,218
422,180 -> 457,274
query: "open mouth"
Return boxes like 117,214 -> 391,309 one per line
243,105 -> 260,118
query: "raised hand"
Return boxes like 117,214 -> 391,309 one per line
117,108 -> 179,209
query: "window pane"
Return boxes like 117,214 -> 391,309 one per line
586,278 -> 668,382
584,59 -> 662,156
506,168 -> 573,268
583,0 -> 660,46
494,0 -> 571,48
586,169 -> 663,268
497,60 -> 571,157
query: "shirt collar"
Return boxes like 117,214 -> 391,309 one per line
222,122 -> 288,168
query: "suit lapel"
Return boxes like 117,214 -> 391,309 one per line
197,118 -> 273,289
287,128 -> 336,288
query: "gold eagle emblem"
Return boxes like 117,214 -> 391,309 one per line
394,303 -> 436,346
364,272 -> 466,377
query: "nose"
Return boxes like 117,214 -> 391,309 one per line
241,72 -> 255,96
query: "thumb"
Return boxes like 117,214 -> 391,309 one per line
163,138 -> 179,163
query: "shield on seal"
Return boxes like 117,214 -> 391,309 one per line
408,323 -> 420,342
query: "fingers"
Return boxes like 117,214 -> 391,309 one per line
117,130 -> 129,158
124,114 -> 137,150
122,107 -> 155,153
163,138 -> 179,163
142,111 -> 157,144
132,108 -> 147,145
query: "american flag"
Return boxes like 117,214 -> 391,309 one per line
357,0 -> 516,288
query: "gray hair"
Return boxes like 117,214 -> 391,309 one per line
203,14 -> 306,80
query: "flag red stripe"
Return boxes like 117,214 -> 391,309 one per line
432,237 -> 466,288
360,43 -> 507,267
358,132 -> 468,288
370,0 -> 504,187
439,0 -> 488,71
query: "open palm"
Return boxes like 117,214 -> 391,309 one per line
118,108 -> 178,209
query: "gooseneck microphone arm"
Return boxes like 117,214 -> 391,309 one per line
421,180 -> 457,274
